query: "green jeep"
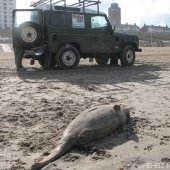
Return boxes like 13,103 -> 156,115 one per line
12,0 -> 142,69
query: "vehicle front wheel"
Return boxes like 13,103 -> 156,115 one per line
56,45 -> 80,69
120,45 -> 135,66
95,56 -> 109,65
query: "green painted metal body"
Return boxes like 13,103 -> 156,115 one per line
12,8 -> 141,59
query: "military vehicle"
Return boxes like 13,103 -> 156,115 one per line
12,0 -> 142,69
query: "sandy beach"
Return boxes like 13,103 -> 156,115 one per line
0,46 -> 170,170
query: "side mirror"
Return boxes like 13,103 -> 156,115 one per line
110,26 -> 115,34
113,26 -> 116,31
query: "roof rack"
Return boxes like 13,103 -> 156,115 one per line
70,0 -> 101,14
30,0 -> 101,13
30,0 -> 66,10
54,6 -> 80,12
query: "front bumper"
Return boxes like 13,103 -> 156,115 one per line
136,48 -> 142,52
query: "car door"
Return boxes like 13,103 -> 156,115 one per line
88,15 -> 115,53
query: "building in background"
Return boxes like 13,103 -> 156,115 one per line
140,24 -> 170,32
108,3 -> 139,32
0,0 -> 16,29
108,3 -> 121,27
116,23 -> 140,32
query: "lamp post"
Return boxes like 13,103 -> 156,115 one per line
151,25 -> 153,47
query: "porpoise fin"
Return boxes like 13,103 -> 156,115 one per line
31,137 -> 76,170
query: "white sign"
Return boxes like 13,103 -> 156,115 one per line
72,14 -> 85,28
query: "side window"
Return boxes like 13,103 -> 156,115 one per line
91,16 -> 108,29
51,13 -> 66,25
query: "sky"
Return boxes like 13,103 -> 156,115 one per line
16,0 -> 170,27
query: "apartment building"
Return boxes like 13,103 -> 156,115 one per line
0,0 -> 16,29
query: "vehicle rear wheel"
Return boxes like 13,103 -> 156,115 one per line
56,45 -> 80,69
16,21 -> 43,49
120,45 -> 135,66
95,57 -> 109,65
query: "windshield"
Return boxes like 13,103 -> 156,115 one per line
14,10 -> 42,27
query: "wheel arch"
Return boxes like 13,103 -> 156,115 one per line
120,41 -> 137,52
58,42 -> 81,54
129,42 -> 138,51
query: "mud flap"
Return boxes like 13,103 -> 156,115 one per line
110,56 -> 118,66
89,58 -> 94,62
44,50 -> 52,68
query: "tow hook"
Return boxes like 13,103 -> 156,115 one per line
89,58 -> 93,62
30,59 -> 35,65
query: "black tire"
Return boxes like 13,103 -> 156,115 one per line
16,21 -> 43,49
95,57 -> 109,65
120,45 -> 135,66
56,45 -> 80,69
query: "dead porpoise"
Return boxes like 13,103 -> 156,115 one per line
31,104 -> 130,170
